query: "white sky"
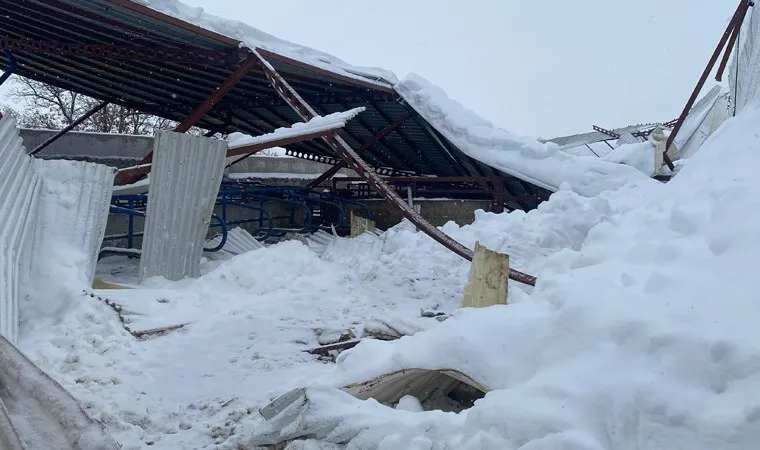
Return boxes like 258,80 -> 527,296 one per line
1,1 -> 735,138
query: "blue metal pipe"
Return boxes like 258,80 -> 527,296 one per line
0,50 -> 17,88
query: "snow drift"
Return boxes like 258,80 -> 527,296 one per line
247,101 -> 760,448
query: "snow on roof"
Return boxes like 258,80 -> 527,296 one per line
133,0 -> 397,88
135,1 -> 652,197
227,107 -> 365,150
396,73 -> 657,196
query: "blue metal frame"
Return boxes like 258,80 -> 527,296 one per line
107,202 -> 229,252
0,50 -> 16,87
106,184 -> 373,252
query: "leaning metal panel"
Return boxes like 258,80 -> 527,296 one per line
0,116 -> 41,344
730,1 -> 760,115
30,159 -> 115,284
139,131 -> 227,282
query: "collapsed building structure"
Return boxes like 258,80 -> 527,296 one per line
0,0 -> 755,446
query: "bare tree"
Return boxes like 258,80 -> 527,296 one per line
8,77 -> 202,135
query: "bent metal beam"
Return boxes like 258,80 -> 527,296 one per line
115,54 -> 259,185
252,49 -> 537,287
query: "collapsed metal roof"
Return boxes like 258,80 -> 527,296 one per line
0,0 -> 552,210
542,123 -> 670,151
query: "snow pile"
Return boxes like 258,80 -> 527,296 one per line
134,0 -> 396,87
227,107 -> 365,150
396,73 -> 657,196
20,237 -> 468,448
603,141 -> 657,175
247,103 -> 760,448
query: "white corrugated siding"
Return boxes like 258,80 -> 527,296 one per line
30,159 -> 115,284
205,227 -> 264,256
139,131 -> 227,282
0,116 -> 41,344
675,85 -> 730,160
730,4 -> 760,115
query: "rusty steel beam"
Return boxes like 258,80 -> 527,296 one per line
30,99 -> 111,156
308,112 -> 412,188
253,49 -> 537,286
0,38 -> 237,65
285,149 -> 409,177
666,0 -> 753,170
717,0 -> 754,81
489,176 -> 506,214
115,54 -> 257,185
115,127 -> 341,180
174,54 -> 259,133
225,129 -> 339,168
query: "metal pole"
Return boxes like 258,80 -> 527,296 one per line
175,54 -> 259,133
30,99 -> 110,156
116,54 -> 258,185
252,49 -> 537,286
665,0 -> 752,170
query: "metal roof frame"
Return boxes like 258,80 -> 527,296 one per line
0,0 -> 548,210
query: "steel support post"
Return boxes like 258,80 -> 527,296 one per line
489,176 -> 505,214
252,49 -> 536,286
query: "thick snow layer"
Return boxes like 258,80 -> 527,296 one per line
15,100 -> 760,448
133,0 -> 397,87
397,73 -> 656,196
227,108 -> 365,150
245,103 -> 760,448
603,141 -> 656,175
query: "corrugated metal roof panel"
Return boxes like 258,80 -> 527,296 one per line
0,0 -> 552,211
0,116 -> 41,344
30,159 -> 115,284
139,132 -> 227,282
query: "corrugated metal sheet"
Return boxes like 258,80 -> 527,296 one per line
205,227 -> 264,257
674,85 -> 730,159
0,116 -> 41,344
544,124 -> 659,150
30,160 -> 116,284
0,334 -> 121,448
730,4 -> 760,115
139,131 -> 227,282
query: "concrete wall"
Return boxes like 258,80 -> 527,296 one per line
19,128 -> 355,177
103,199 -> 492,250
229,156 -> 355,177
340,199 -> 494,230
20,129 -> 152,160
22,129 -> 496,249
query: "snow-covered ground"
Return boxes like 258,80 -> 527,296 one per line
11,96 -> 760,450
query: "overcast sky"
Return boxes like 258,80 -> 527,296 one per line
175,0 -> 733,138
1,1 -> 735,138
